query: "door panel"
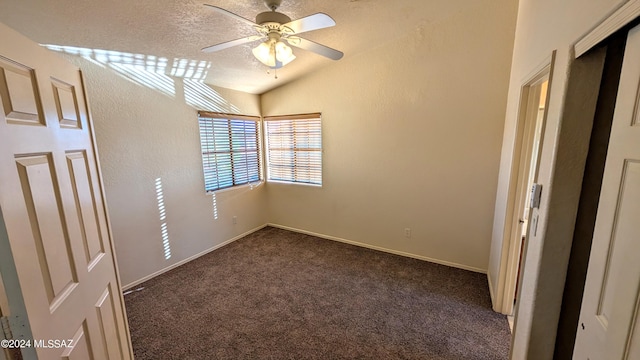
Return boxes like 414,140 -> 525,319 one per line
51,78 -> 81,129
66,151 -> 105,269
0,23 -> 131,360
95,286 -> 123,360
61,323 -> 93,360
574,24 -> 640,359
0,56 -> 45,125
15,153 -> 79,308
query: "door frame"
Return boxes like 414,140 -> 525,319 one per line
494,54 -> 554,315
0,207 -> 36,359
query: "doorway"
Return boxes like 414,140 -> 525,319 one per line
511,79 -> 548,311
498,61 -> 553,319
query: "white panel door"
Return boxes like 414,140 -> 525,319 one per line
573,24 -> 640,360
0,24 -> 132,359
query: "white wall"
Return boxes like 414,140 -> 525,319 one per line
486,0 -> 627,358
260,0 -> 517,272
65,55 -> 268,287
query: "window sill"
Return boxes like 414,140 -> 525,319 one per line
266,180 -> 322,188
206,180 -> 264,195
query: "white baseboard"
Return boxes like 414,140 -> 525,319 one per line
122,224 -> 268,291
267,223 -> 487,274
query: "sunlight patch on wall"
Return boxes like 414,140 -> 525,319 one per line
44,45 -> 213,99
184,79 -> 240,113
109,62 -> 175,97
212,192 -> 218,220
155,178 -> 172,260
45,44 -> 176,97
171,58 -> 210,80
44,44 -> 209,79
44,45 -> 242,123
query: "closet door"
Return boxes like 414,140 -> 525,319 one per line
573,24 -> 640,360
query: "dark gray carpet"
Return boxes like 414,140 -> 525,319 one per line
124,226 -> 511,359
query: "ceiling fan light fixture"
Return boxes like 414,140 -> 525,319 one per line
252,40 -> 296,68
275,41 -> 295,65
252,41 -> 276,67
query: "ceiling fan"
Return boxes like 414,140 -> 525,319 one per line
201,0 -> 344,70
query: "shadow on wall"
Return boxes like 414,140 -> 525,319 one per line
43,44 -> 240,113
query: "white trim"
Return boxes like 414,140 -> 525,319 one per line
488,270 -> 496,308
265,180 -> 322,187
574,0 -> 640,58
122,224 -> 268,290
520,52 -> 556,85
207,180 -> 264,195
493,53 -> 556,315
267,223 -> 487,274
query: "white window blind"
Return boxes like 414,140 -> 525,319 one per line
264,113 -> 322,185
198,112 -> 261,192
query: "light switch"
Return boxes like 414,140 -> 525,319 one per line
530,183 -> 543,209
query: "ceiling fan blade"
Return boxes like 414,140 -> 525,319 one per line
202,36 -> 264,53
281,13 -> 336,35
203,4 -> 258,27
285,37 -> 343,60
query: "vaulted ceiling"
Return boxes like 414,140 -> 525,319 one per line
0,0 -> 477,94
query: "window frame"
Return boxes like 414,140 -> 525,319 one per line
263,113 -> 322,186
198,111 -> 262,193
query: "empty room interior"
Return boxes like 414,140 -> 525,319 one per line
1,0 -> 640,359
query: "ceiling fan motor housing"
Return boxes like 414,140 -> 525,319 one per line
256,11 -> 291,26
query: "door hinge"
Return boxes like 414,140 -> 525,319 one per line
0,316 -> 12,340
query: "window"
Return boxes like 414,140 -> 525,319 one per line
198,112 -> 261,192
264,113 -> 322,185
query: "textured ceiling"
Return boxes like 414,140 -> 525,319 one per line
0,0 -> 472,94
